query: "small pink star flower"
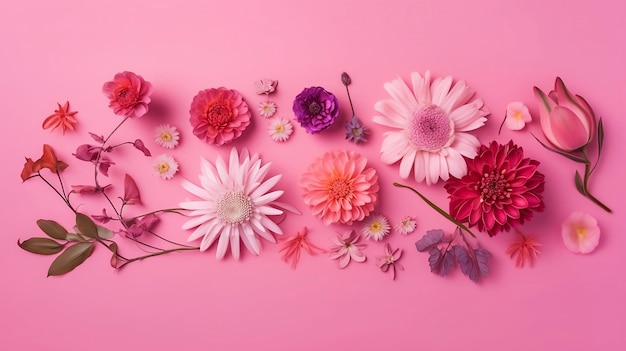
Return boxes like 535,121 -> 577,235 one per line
562,212 -> 600,254
377,243 -> 404,280
329,230 -> 366,268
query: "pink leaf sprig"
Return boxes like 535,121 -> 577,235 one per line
279,227 -> 324,269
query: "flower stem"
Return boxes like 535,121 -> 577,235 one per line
393,182 -> 476,238
38,173 -> 77,213
116,247 -> 199,270
581,149 -> 612,213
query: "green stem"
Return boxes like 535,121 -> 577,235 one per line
580,149 -> 612,213
116,247 -> 199,270
393,182 -> 476,238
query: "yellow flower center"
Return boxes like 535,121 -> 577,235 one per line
157,162 -> 170,174
576,226 -> 587,239
369,221 -> 382,233
352,128 -> 361,136
514,111 -> 523,120
160,131 -> 172,141
274,124 -> 285,133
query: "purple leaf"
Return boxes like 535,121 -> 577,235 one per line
73,144 -> 101,162
98,157 -> 114,177
133,139 -> 151,157
474,247 -> 492,277
88,132 -> 105,144
415,229 -> 444,252
428,248 -> 455,277
122,174 -> 141,205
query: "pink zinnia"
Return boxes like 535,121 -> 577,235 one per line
300,150 -> 379,225
102,71 -> 153,118
444,141 -> 545,237
189,88 -> 251,145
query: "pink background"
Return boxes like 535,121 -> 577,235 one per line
2,0 -> 625,350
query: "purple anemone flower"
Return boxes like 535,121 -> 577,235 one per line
293,86 -> 339,134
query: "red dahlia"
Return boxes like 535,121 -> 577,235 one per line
444,141 -> 545,236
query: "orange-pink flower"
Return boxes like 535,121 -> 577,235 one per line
102,71 -> 153,118
42,101 -> 78,134
300,150 -> 379,225
189,88 -> 251,145
506,231 -> 541,268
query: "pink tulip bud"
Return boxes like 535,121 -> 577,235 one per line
533,77 -> 596,152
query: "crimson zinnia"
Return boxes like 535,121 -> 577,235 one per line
444,141 -> 545,237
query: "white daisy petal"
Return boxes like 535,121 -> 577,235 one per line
230,226 -> 240,260
411,71 -> 432,104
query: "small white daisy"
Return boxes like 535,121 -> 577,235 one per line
395,216 -> 417,235
154,124 -> 180,149
362,214 -> 391,241
152,154 -> 179,180
267,117 -> 293,142
259,101 -> 277,118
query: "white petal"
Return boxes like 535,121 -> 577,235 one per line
380,132 -> 411,164
250,174 -> 281,199
179,200 -> 213,211
181,213 -> 213,230
439,80 -> 474,114
230,225 -> 240,260
240,224 -> 260,255
250,218 -> 275,242
411,71 -> 432,104
399,148 -> 416,179
373,100 -> 408,128
449,99 -> 487,132
445,147 -> 468,179
414,152 -> 426,183
452,133 -> 480,158
181,180 -> 211,200
439,153 -> 450,181
215,154 -> 230,186
257,205 -> 283,216
338,253 -> 350,268
216,226 -> 231,260
187,219 -> 215,242
260,216 -> 282,236
197,222 -> 222,250
431,76 -> 453,106
228,147 -> 240,181
383,78 -> 418,111
426,153 -> 441,185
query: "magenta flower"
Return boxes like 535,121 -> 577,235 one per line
377,243 -> 403,280
293,86 -> 339,134
562,212 -> 600,254
102,71 -> 153,118
254,79 -> 278,95
534,77 -> 595,152
445,141 -> 545,237
329,230 -> 366,268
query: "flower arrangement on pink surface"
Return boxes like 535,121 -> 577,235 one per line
17,69 -> 613,282
300,149 -> 379,225
102,71 -> 153,118
189,87 -> 251,145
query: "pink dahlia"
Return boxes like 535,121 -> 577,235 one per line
300,150 -> 379,225
373,71 -> 489,185
444,141 -> 545,237
102,71 -> 153,118
189,88 -> 251,145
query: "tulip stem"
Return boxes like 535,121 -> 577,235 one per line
580,148 -> 612,213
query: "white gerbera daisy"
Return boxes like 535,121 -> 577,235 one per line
362,214 -> 391,241
152,154 -> 179,180
373,71 -> 489,185
259,101 -> 277,118
180,148 -> 285,260
267,117 -> 293,142
395,216 -> 417,235
154,124 -> 180,149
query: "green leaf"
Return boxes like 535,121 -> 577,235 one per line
96,225 -> 114,239
531,133 -> 587,163
18,238 -> 65,255
47,242 -> 94,276
75,213 -> 98,239
574,171 -> 586,196
65,233 -> 88,242
108,242 -> 119,268
36,219 -> 69,240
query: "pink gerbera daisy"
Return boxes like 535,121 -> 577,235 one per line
189,88 -> 251,145
373,71 -> 489,185
300,150 -> 379,225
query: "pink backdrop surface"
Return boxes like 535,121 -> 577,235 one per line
1,0 -> 625,350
